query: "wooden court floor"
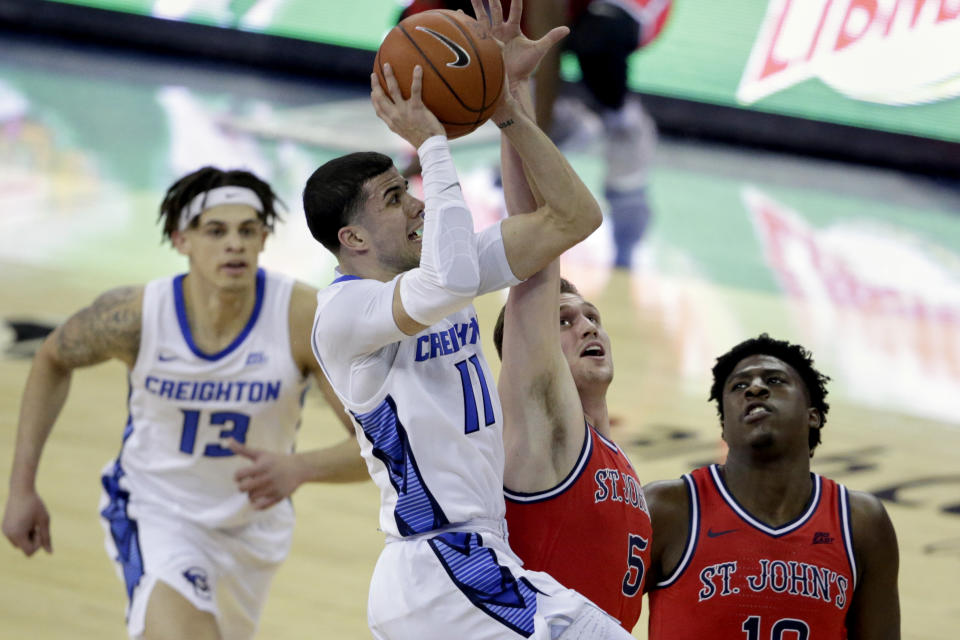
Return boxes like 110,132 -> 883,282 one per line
2,258 -> 958,639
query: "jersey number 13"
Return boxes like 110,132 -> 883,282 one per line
178,409 -> 249,457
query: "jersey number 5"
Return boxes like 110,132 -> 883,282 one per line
454,355 -> 494,434
178,409 -> 250,457
622,533 -> 648,596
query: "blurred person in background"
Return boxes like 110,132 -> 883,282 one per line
398,0 -> 671,268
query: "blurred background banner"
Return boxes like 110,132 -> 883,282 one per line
10,0 -> 960,173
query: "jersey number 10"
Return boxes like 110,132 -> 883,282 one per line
742,616 -> 809,640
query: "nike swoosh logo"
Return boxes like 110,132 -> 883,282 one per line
158,353 -> 178,362
416,26 -> 471,68
707,528 -> 738,538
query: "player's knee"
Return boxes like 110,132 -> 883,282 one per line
142,580 -> 221,640
550,603 -> 633,640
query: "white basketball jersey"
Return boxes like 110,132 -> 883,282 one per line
313,276 -> 506,539
117,269 -> 307,529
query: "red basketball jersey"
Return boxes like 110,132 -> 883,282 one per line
648,465 -> 857,640
505,424 -> 652,631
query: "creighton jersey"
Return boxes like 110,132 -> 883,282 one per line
648,465 -> 856,640
115,269 -> 307,529
505,424 -> 651,631
312,275 -> 508,539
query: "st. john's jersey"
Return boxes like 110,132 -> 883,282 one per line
648,464 -> 857,640
113,269 -> 307,529
504,424 -> 652,631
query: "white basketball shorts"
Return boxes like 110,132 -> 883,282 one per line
367,524 -> 631,639
98,461 -> 294,639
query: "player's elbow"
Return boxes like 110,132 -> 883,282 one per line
434,256 -> 480,297
555,200 -> 603,245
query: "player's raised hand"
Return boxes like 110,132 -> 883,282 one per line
228,440 -> 302,510
470,0 -> 568,84
371,64 -> 446,147
2,490 -> 53,556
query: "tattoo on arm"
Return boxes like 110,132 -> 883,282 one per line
496,119 -> 515,129
55,287 -> 141,368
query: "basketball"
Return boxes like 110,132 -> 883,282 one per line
374,9 -> 504,139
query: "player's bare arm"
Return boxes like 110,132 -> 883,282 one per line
472,0 -> 600,281
642,479 -> 692,588
52,286 -> 143,369
3,285 -> 143,556
497,54 -> 588,489
288,282 -> 366,481
846,490 -> 901,639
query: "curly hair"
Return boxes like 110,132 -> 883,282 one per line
709,334 -> 831,454
158,166 -> 283,242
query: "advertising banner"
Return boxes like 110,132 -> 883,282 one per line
43,0 -> 960,142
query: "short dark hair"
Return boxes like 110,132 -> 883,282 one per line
493,277 -> 581,360
303,152 -> 394,255
158,166 -> 282,242
709,334 -> 830,453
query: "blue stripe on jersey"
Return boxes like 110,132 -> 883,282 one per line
332,274 -> 364,284
353,396 -> 449,536
100,461 -> 144,602
428,532 -> 541,638
173,268 -> 266,361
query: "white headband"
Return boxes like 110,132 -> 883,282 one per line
178,186 -> 264,231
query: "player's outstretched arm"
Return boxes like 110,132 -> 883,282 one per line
497,73 -> 586,489
475,0 -> 601,281
3,286 -> 142,556
846,491 -> 900,639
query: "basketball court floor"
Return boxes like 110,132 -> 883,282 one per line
1,30 -> 958,639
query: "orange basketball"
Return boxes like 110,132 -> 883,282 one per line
374,9 -> 504,139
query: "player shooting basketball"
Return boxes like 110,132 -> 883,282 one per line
299,0 -> 637,638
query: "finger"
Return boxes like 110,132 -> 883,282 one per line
37,523 -> 52,554
470,0 -> 488,24
537,25 -> 570,50
22,531 -> 40,556
7,531 -> 31,555
382,63 -> 403,101
226,439 -> 258,461
370,73 -> 394,118
238,474 -> 269,494
234,463 -> 260,482
409,65 -> 424,104
491,0 -> 506,27
252,494 -> 281,510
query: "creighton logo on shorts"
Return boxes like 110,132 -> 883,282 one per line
183,567 -> 212,600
